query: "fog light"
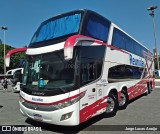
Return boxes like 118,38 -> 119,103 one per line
60,111 -> 73,121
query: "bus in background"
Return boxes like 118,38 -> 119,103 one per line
5,9 -> 154,126
6,68 -> 24,92
155,70 -> 160,77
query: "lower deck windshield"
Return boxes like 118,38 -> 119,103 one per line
23,50 -> 76,90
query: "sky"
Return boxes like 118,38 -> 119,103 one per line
0,0 -> 160,53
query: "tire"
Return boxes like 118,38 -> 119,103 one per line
150,82 -> 153,91
119,90 -> 129,110
145,83 -> 151,95
145,89 -> 149,96
105,93 -> 118,116
148,83 -> 151,94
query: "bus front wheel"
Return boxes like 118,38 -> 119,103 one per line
105,93 -> 118,116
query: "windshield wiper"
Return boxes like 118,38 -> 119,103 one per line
44,86 -> 66,93
58,87 -> 66,93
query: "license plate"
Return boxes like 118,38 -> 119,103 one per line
33,114 -> 43,121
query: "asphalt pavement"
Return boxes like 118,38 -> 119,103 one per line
0,82 -> 160,134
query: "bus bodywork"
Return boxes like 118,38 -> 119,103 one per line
6,68 -> 24,92
5,9 -> 154,126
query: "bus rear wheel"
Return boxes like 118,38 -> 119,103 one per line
150,82 -> 153,91
105,93 -> 118,116
148,83 -> 152,94
145,83 -> 152,95
119,90 -> 129,110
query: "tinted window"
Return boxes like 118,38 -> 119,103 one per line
13,70 -> 22,83
81,60 -> 95,84
84,15 -> 110,42
134,43 -> 141,56
96,60 -> 103,78
80,46 -> 105,85
112,28 -> 126,50
80,46 -> 105,59
23,50 -> 77,90
30,13 -> 82,44
125,37 -> 135,53
108,64 -> 144,83
112,28 -> 152,58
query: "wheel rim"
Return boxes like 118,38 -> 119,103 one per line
119,93 -> 126,107
106,97 -> 115,113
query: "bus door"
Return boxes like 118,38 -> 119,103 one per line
79,45 -> 105,122
80,61 -> 97,103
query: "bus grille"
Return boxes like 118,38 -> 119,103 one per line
22,101 -> 56,111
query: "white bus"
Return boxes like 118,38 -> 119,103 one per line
6,68 -> 24,91
5,9 -> 154,126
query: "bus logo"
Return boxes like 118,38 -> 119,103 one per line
129,54 -> 144,67
32,97 -> 43,102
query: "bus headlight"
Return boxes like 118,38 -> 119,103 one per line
52,91 -> 86,110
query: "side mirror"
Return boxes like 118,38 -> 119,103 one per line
5,57 -> 10,67
21,68 -> 24,74
5,48 -> 27,67
64,46 -> 73,61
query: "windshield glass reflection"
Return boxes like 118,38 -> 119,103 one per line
23,49 -> 77,90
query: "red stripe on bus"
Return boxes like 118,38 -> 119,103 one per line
64,35 -> 100,47
106,45 -> 129,54
118,91 -> 121,102
80,96 -> 107,123
64,35 -> 130,55
128,80 -> 147,100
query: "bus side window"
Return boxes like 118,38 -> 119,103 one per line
81,62 -> 95,84
84,14 -> 110,42
81,64 -> 88,83
89,62 -> 94,80
80,46 -> 105,86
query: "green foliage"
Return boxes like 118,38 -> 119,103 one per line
0,44 -> 25,74
155,76 -> 160,79
154,57 -> 160,70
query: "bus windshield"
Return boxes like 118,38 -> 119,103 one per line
30,13 -> 81,44
22,49 -> 77,90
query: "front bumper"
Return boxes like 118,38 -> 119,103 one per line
19,102 -> 79,126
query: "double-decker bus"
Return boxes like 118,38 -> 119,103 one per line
5,9 -> 154,126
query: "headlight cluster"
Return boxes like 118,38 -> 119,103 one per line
19,91 -> 86,111
51,91 -> 86,110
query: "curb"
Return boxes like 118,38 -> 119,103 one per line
155,79 -> 160,82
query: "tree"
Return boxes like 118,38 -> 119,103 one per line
0,44 -> 25,74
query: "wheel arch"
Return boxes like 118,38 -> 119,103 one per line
121,86 -> 128,93
108,88 -> 118,100
118,85 -> 128,102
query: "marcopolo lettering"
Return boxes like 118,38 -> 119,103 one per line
130,54 -> 144,67
32,97 -> 43,102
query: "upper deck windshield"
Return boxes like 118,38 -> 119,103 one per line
30,13 -> 82,45
22,49 -> 78,91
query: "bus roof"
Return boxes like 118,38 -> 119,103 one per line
41,9 -> 111,25
29,9 -> 151,53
